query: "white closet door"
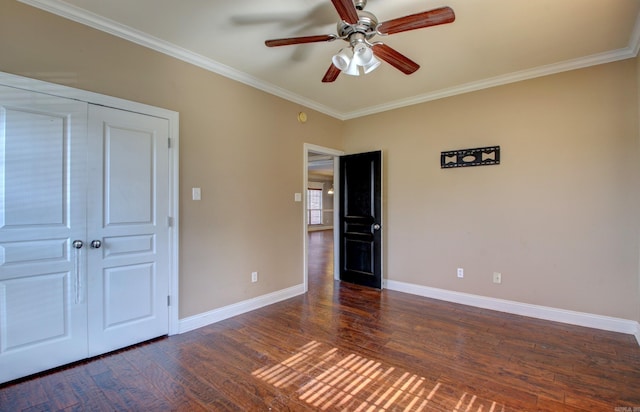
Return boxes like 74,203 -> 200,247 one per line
0,85 -> 88,383
86,105 -> 170,356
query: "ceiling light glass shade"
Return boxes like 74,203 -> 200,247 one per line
352,43 -> 374,66
344,57 -> 361,76
332,49 -> 351,71
362,56 -> 381,74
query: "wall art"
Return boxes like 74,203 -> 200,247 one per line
441,146 -> 500,169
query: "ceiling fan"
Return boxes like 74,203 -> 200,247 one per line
264,0 -> 455,82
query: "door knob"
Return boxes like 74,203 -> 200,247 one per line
373,224 -> 381,230
72,240 -> 84,249
90,240 -> 102,249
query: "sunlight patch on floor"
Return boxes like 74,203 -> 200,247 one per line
252,341 -> 505,411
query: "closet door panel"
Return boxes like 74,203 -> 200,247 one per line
0,85 -> 88,384
87,105 -> 170,356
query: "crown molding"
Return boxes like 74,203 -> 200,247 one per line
19,0 -> 640,121
342,46 -> 637,119
17,0 -> 345,119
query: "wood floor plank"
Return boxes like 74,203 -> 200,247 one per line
37,372 -> 81,411
121,343 -> 211,412
1,229 -> 639,411
61,368 -> 115,412
138,340 -> 242,410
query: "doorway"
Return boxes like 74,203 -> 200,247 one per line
304,144 -> 343,292
303,145 -> 383,291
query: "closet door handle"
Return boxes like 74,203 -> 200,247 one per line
72,240 -> 84,304
90,240 -> 102,249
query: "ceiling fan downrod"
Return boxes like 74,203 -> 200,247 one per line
354,0 -> 367,11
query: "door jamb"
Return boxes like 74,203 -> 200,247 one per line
303,143 -> 344,292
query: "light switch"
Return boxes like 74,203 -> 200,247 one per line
192,187 -> 201,201
294,193 -> 302,202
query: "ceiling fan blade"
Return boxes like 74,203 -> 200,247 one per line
377,7 -> 455,35
330,0 -> 359,24
322,63 -> 341,83
372,43 -> 420,74
265,34 -> 335,47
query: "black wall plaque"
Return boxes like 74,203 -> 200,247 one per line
441,146 -> 500,169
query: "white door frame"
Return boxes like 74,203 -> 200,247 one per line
303,143 -> 344,292
0,71 -> 181,335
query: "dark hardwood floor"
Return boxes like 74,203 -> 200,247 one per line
1,229 -> 639,411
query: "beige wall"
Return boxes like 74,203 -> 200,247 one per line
2,0 -> 639,323
0,0 -> 344,318
344,60 -> 640,320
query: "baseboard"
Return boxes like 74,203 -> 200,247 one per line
308,225 -> 333,232
178,284 -> 305,334
386,280 -> 640,343
177,279 -> 639,344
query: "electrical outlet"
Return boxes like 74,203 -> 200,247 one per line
457,268 -> 464,278
251,272 -> 258,283
493,272 -> 502,284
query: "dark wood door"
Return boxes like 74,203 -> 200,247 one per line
339,151 -> 382,289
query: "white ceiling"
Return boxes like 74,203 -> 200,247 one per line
308,153 -> 335,178
20,0 -> 640,119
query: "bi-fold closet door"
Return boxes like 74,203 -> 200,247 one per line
0,85 -> 170,383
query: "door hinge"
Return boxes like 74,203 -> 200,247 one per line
167,295 -> 171,306
167,216 -> 173,227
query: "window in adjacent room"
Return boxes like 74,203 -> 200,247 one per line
307,188 -> 322,225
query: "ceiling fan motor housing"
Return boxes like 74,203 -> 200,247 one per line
336,10 -> 378,44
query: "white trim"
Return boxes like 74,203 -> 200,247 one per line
16,0 -> 640,121
0,71 -> 177,120
167,113 -> 180,336
178,284 -> 305,334
0,70 -> 181,336
631,6 -> 640,56
386,280 -> 640,343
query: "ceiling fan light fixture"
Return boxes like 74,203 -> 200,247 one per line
332,48 -> 360,76
332,42 -> 380,77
